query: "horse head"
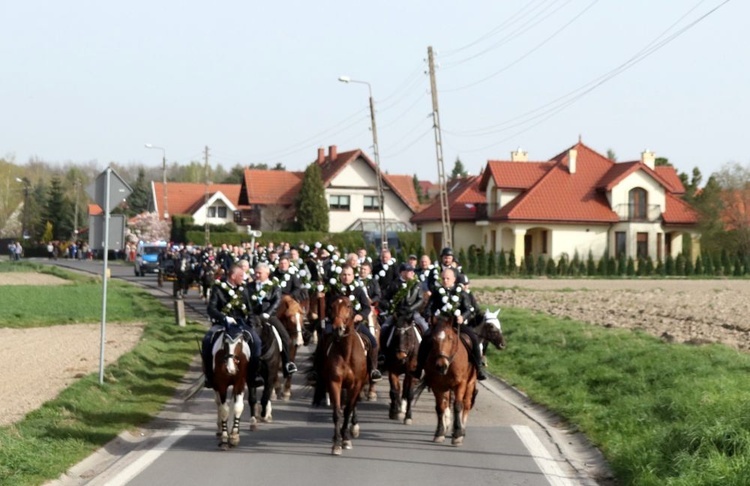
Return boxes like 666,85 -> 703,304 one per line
330,296 -> 354,339
221,331 -> 245,376
477,308 -> 506,350
392,316 -> 417,362
430,314 -> 460,376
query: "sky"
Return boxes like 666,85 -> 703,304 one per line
1,0 -> 746,183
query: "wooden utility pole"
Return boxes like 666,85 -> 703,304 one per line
427,46 -> 452,249
204,146 -> 210,246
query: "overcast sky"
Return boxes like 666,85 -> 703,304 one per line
1,0 -> 744,182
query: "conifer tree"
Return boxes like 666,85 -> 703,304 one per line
586,250 -> 596,276
498,250 -> 507,275
685,255 -> 694,276
535,255 -> 545,275
458,248 -> 468,271
733,255 -> 743,276
467,247 -> 478,274
626,257 -> 635,276
487,250 -> 496,275
557,254 -> 568,276
295,163 -> 329,232
126,168 -> 151,216
694,255 -> 704,275
665,255 -> 675,275
645,256 -> 654,275
676,254 -> 686,275
703,252 -> 713,275
607,255 -> 616,276
477,247 -> 488,275
569,250 -> 580,276
545,257 -> 556,276
508,249 -> 517,274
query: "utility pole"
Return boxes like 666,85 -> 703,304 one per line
427,46 -> 452,249
73,179 -> 80,240
204,145 -> 210,246
368,94 -> 388,251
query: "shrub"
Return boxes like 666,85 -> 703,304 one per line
487,250 -> 497,275
626,257 -> 635,276
508,249 -> 517,274
498,250 -> 507,275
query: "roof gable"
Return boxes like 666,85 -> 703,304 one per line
152,182 -> 241,220
411,176 -> 484,223
240,169 -> 303,206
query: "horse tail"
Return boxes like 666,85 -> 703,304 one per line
412,378 -> 428,406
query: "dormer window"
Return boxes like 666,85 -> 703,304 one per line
629,188 -> 648,221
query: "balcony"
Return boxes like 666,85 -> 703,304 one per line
475,203 -> 500,221
612,203 -> 662,222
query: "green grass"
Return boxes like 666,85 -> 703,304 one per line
0,264 -> 204,486
487,307 -> 750,485
0,262 -> 154,327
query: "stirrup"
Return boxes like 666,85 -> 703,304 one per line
370,369 -> 382,382
476,368 -> 488,381
285,362 -> 298,375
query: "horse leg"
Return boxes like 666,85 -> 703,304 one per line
229,387 -> 245,447
451,389 -> 466,446
261,376 -> 274,423
388,371 -> 401,420
215,391 -> 231,449
433,390 -> 450,443
403,372 -> 414,426
247,383 -> 258,432
329,383 -> 343,455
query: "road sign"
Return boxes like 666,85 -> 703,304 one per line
88,214 -> 126,250
86,168 -> 132,213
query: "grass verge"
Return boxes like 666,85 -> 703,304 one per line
0,264 -> 204,486
487,307 -> 750,485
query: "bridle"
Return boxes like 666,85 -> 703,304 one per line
434,319 -> 459,366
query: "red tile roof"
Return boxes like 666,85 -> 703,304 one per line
240,169 -> 303,206
663,192 -> 699,225
383,174 -> 421,212
411,176 -> 484,223
153,182 -> 241,220
655,166 -> 686,194
479,161 -> 555,191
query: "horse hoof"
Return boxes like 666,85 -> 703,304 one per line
219,442 -> 230,451
404,418 -> 413,426
451,436 -> 464,446
249,418 -> 258,432
367,391 -> 377,401
229,434 -> 240,447
261,416 -> 273,423
282,391 -> 291,401
433,435 -> 445,443
351,424 -> 360,438
389,410 -> 399,420
332,445 -> 342,455
343,440 -> 353,450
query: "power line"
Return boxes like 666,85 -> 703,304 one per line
445,0 -> 730,144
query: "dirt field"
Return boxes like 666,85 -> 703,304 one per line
3,273 -> 750,427
0,273 -> 144,427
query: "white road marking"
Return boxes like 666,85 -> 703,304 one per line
512,425 -> 577,486
104,426 -> 193,486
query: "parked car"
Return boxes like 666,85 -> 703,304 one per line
134,242 -> 166,277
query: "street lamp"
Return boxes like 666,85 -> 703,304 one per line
338,75 -> 388,250
144,143 -> 169,220
15,177 -> 30,240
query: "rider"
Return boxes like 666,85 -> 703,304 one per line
412,267 -> 488,381
320,263 -> 382,382
273,253 -> 306,302
379,262 -> 427,361
246,262 -> 299,377
372,247 -> 398,295
202,264 -> 263,388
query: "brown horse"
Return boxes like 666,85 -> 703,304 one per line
471,308 -> 506,366
277,294 -> 305,399
362,311 -> 381,401
316,295 -> 368,455
382,316 -> 420,424
423,315 -> 477,446
210,325 -> 249,450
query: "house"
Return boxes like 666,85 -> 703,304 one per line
411,141 -> 700,263
235,145 -> 422,232
150,182 -> 241,226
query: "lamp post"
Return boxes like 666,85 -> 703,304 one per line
338,76 -> 388,250
15,177 -> 30,240
144,144 -> 169,220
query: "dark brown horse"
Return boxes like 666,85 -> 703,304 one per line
470,308 -> 506,366
316,295 -> 368,455
423,315 -> 477,446
210,325 -> 249,450
382,316 -> 420,424
247,316 -> 282,428
277,294 -> 305,399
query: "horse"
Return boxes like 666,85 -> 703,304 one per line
303,285 -> 327,345
382,314 -> 420,424
314,295 -> 368,455
470,308 -> 506,366
247,315 -> 283,428
362,310 -> 381,401
210,324 -> 249,450
200,260 -> 219,300
423,314 -> 477,446
174,253 -> 200,297
277,294 -> 305,399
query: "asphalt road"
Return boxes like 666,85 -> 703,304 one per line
42,258 -> 609,486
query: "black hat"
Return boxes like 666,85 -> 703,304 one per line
440,247 -> 454,257
399,262 -> 415,272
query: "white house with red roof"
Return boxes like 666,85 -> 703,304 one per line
150,182 -> 241,226
236,145 -> 422,232
412,141 -> 700,263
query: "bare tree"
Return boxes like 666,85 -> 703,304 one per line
260,205 -> 296,231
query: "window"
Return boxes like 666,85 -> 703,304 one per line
329,195 -> 350,211
217,206 -> 227,218
636,232 -> 648,259
629,188 -> 648,220
615,232 -> 626,259
207,207 -> 217,218
363,195 -> 380,211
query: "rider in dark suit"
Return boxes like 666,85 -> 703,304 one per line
246,262 -> 298,377
273,254 -> 306,302
413,266 -> 487,381
202,264 -> 263,388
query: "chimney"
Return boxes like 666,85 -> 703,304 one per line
641,149 -> 655,169
317,147 -> 325,164
568,149 -> 577,174
510,148 -> 528,162
328,145 -> 338,162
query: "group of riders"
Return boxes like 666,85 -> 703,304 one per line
192,240 -> 491,391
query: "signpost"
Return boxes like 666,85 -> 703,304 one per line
86,168 -> 132,385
